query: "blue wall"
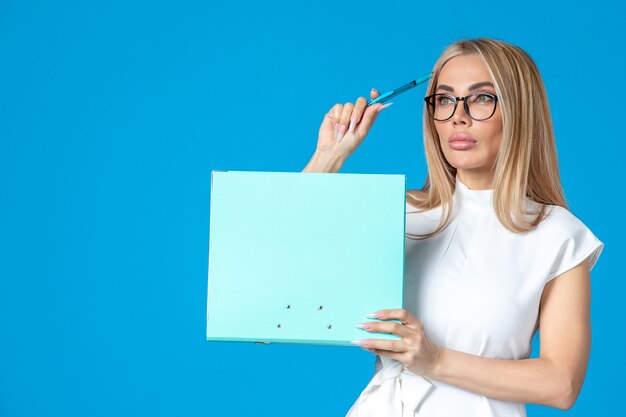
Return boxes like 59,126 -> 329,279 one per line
1,0 -> 623,415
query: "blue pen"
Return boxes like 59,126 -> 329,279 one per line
367,73 -> 433,107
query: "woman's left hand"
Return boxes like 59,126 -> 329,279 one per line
356,309 -> 443,377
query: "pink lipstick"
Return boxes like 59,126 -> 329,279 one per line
448,133 -> 477,150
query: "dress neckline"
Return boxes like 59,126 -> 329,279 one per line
453,175 -> 494,212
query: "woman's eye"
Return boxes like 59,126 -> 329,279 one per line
438,96 -> 453,105
476,94 -> 493,103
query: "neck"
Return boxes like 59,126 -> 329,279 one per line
456,169 -> 494,190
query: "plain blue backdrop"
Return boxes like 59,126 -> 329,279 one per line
1,0 -> 624,416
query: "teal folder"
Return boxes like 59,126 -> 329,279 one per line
206,170 -> 405,346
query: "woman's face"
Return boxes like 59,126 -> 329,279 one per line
433,54 -> 503,178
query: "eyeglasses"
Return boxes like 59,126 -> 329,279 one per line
424,93 -> 499,121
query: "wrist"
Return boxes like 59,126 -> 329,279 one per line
427,346 -> 448,379
303,149 -> 346,173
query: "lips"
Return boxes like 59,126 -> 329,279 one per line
448,133 -> 477,143
448,132 -> 477,150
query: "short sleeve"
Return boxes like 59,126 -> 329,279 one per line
545,210 -> 604,283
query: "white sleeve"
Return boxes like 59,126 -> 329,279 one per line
372,355 -> 382,376
545,215 -> 604,284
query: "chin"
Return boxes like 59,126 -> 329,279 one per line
443,154 -> 488,171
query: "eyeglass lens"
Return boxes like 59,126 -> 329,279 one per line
429,94 -> 496,121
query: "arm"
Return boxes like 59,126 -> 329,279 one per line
423,258 -> 591,410
302,149 -> 346,173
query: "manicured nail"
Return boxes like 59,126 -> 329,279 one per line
371,88 -> 378,93
337,124 -> 346,142
376,102 -> 393,112
366,312 -> 381,318
348,116 -> 356,133
355,324 -> 367,330
351,340 -> 362,345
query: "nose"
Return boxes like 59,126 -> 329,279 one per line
452,98 -> 471,126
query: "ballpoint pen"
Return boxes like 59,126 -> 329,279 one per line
366,73 -> 433,107
336,72 -> 433,143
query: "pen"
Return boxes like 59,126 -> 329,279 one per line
367,73 -> 433,107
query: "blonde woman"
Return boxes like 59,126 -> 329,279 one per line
303,38 -> 604,416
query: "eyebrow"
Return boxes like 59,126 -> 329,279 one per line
436,82 -> 495,93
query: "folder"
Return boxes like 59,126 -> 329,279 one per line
206,170 -> 405,346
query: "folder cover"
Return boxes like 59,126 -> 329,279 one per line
206,170 -> 405,346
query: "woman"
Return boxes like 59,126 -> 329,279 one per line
302,38 -> 604,416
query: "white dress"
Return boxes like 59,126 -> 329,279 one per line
345,175 -> 604,417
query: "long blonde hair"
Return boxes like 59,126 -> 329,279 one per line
406,38 -> 567,240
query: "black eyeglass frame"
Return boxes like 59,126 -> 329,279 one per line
423,93 -> 499,121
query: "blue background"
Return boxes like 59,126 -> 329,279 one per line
1,0 -> 623,415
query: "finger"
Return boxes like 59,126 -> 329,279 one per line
325,103 -> 343,124
364,348 -> 402,362
355,103 -> 386,135
360,338 -> 404,353
337,102 -> 354,141
339,102 -> 354,130
323,103 -> 343,139
375,309 -> 419,326
349,96 -> 368,134
370,88 -> 381,100
363,321 -> 413,338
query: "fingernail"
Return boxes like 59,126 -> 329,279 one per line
337,124 -> 346,142
348,116 -> 356,133
371,88 -> 378,93
351,340 -> 362,345
366,312 -> 381,318
376,102 -> 393,113
355,323 -> 368,330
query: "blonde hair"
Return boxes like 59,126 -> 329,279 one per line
406,38 -> 567,240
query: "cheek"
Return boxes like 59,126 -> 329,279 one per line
487,133 -> 502,153
483,118 -> 503,155
434,125 -> 445,141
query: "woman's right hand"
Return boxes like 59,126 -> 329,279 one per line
316,88 -> 392,162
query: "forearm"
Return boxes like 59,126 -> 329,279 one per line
421,348 -> 573,409
302,150 -> 345,173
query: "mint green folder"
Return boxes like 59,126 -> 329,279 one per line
206,170 -> 405,346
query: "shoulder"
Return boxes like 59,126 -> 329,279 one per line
538,204 -> 588,229
535,205 -> 604,281
535,205 -> 597,240
405,201 -> 447,236
405,200 -> 444,218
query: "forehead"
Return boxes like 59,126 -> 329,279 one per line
437,54 -> 493,89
